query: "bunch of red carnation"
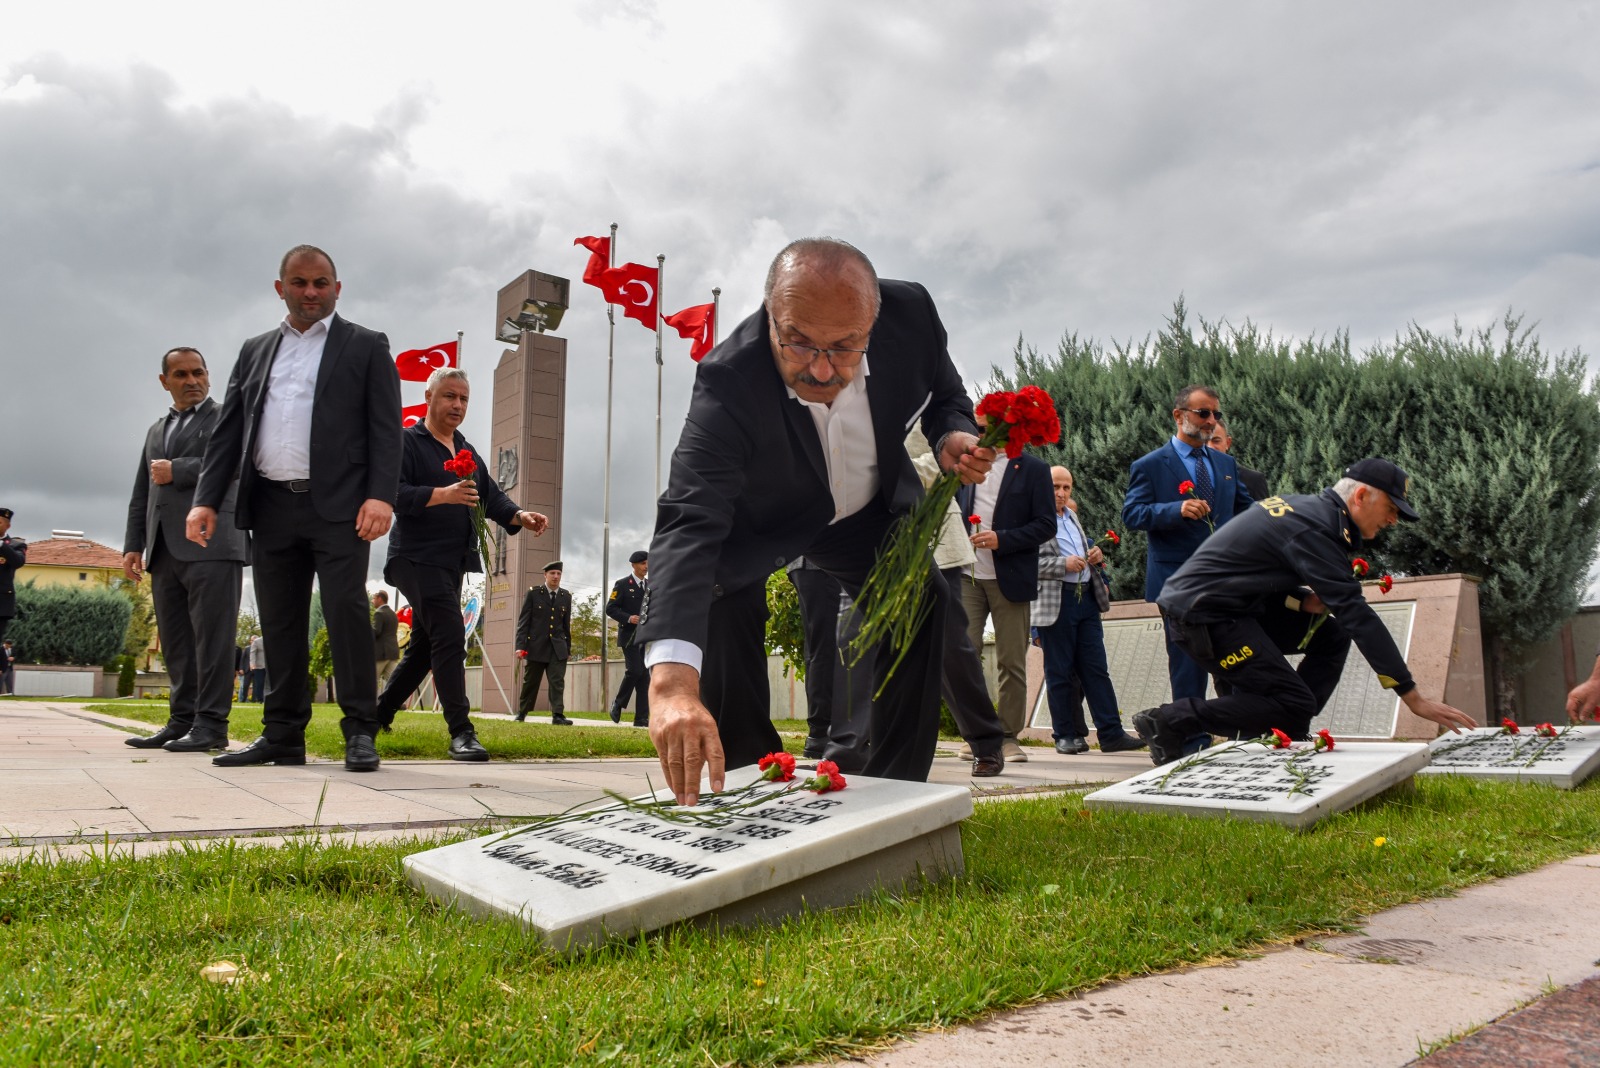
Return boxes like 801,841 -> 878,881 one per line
443,448 -> 477,478
974,385 -> 1062,459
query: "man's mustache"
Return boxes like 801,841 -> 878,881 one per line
796,371 -> 845,389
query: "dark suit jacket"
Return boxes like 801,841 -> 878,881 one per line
124,398 -> 249,565
955,452 -> 1055,604
372,604 -> 399,660
516,585 -> 571,663
1121,440 -> 1254,600
607,574 -> 647,647
1237,464 -> 1270,502
194,314 -> 402,526
637,279 -> 979,654
0,537 -> 23,617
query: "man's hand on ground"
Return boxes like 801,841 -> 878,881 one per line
355,499 -> 394,541
648,662 -> 725,805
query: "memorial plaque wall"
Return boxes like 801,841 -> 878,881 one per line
1419,725 -> 1600,789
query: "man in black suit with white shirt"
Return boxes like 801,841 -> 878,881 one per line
189,245 -> 401,772
638,238 -> 995,804
122,347 -> 249,753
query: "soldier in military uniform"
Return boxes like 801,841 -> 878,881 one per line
605,550 -> 650,726
516,561 -> 573,725
0,507 -> 25,646
1132,458 -> 1477,764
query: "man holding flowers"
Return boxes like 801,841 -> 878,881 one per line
639,238 -> 994,804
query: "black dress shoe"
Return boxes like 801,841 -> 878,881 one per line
1071,737 -> 1090,754
449,730 -> 490,762
971,753 -> 1004,777
164,727 -> 230,753
551,714 -> 574,726
609,706 -> 622,724
1098,734 -> 1149,754
213,737 -> 306,767
1054,737 -> 1085,755
802,738 -> 828,759
126,724 -> 188,749
344,734 -> 380,772
513,714 -> 526,722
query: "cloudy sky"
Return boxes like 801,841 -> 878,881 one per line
3,1 -> 1597,609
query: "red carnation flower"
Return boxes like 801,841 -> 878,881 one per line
1351,557 -> 1370,577
975,385 -> 1062,459
1377,574 -> 1394,594
1314,729 -> 1336,752
442,448 -> 477,478
803,759 -> 847,793
1500,718 -> 1519,734
758,751 -> 797,782
968,514 -> 982,528
1105,530 -> 1119,545
1269,728 -> 1292,749
1178,479 -> 1195,496
1535,722 -> 1558,738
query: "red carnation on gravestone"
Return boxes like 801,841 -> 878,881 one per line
758,751 -> 797,782
1268,728 -> 1293,749
1535,723 -> 1558,738
803,760 -> 847,793
1500,718 -> 1520,734
1314,729 -> 1336,752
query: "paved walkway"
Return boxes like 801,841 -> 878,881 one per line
4,701 -> 1597,1065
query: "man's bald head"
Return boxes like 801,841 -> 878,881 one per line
764,238 -> 880,321
763,238 -> 880,406
1052,465 -> 1075,513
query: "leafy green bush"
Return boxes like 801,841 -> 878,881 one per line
9,582 -> 133,666
117,655 -> 135,697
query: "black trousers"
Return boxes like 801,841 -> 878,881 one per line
610,637 -> 649,724
938,568 -> 1005,758
519,656 -> 566,717
790,566 -> 874,765
149,535 -> 242,733
700,499 -> 947,781
251,482 -> 379,744
377,557 -> 473,737
1160,601 -> 1351,741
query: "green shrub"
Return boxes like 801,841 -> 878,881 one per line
117,655 -> 135,697
9,582 -> 133,665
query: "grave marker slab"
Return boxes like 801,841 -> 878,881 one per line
1418,726 -> 1600,789
1082,741 -> 1430,828
403,767 -> 972,952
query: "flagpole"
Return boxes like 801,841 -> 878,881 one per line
456,329 -> 464,372
601,222 -> 617,717
655,254 -> 665,502
712,287 -> 721,345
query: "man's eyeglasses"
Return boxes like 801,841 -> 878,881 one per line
776,340 -> 869,369
1178,407 -> 1223,421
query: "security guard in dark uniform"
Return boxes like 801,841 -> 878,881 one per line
606,550 -> 650,726
0,507 -> 25,647
515,561 -> 573,725
1132,458 -> 1477,764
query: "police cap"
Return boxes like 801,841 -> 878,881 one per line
543,561 -> 563,572
1343,458 -> 1419,521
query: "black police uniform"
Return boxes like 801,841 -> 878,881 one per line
1147,488 -> 1414,747
606,572 -> 649,725
516,581 -> 572,723
0,527 -> 24,646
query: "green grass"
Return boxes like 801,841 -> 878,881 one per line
1,775 -> 1597,1066
86,702 -> 805,762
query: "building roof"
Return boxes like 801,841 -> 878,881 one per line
22,536 -> 126,570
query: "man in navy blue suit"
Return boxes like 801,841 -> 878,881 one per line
1122,385 -> 1254,751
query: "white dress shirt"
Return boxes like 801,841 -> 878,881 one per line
966,460 -> 1006,581
646,357 -> 879,675
253,315 -> 333,481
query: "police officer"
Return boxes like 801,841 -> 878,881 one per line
1132,458 -> 1477,763
515,562 -> 573,725
606,550 -> 650,727
0,507 -> 25,646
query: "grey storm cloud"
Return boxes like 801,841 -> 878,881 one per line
3,0 -> 1599,605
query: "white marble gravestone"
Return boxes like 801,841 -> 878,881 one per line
403,766 -> 973,952
1082,741 -> 1430,828
1418,725 -> 1600,789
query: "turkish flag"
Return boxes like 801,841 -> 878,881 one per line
596,261 -> 660,329
394,340 -> 458,382
663,303 -> 717,361
573,235 -> 611,286
400,402 -> 428,428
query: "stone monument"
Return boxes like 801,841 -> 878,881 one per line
480,270 -> 569,714
1419,725 -> 1600,789
404,766 -> 973,953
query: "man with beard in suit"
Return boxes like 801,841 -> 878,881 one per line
516,562 -> 573,725
188,245 -> 401,772
638,237 -> 995,805
122,347 -> 250,752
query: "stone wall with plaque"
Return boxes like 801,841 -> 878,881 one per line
1024,574 -> 1486,741
481,332 -> 567,714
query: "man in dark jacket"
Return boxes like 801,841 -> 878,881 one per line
517,562 -> 572,725
1132,459 -> 1476,763
0,507 -> 25,646
605,550 -> 650,726
374,368 -> 547,759
122,347 -> 249,753
371,591 -> 399,689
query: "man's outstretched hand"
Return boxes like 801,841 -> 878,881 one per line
647,663 -> 725,805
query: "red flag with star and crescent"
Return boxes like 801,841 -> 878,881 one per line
574,235 -> 611,286
400,402 -> 427,428
663,302 -> 717,361
394,341 -> 458,382
573,235 -> 659,329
